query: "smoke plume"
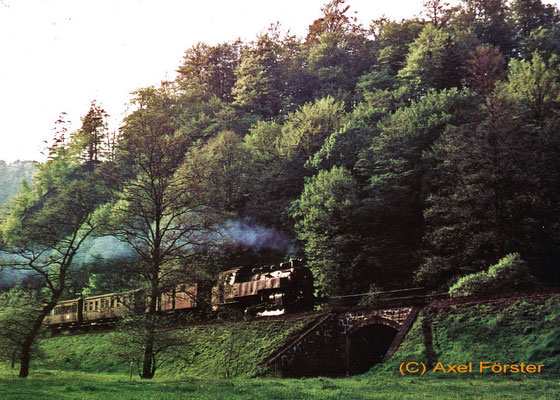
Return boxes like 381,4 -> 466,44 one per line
220,220 -> 297,254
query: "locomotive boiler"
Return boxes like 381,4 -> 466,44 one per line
212,259 -> 314,314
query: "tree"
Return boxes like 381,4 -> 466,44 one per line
398,24 -> 465,94
0,160 -> 109,377
465,45 -> 506,97
306,0 -> 359,43
71,101 -> 109,163
455,0 -> 514,57
505,52 -> 559,120
306,102 -> 379,173
232,47 -> 282,118
111,86 -> 220,379
243,121 -> 290,228
176,41 -> 242,102
0,288 -> 42,370
423,0 -> 455,28
304,1 -> 376,104
511,0 -> 559,44
43,112 -> 71,161
278,96 -> 346,163
520,26 -> 560,68
112,314 -> 190,379
367,18 -> 424,88
0,161 -> 36,208
356,89 -> 477,288
180,130 -> 252,214
420,57 -> 560,287
292,166 -> 366,296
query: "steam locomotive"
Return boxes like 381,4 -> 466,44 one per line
44,259 -> 313,327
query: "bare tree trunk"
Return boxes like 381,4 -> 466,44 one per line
141,327 -> 155,379
18,300 -> 58,378
141,278 -> 159,379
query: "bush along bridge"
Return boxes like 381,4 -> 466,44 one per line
261,288 -> 560,377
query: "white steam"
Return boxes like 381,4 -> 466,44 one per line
220,220 -> 297,254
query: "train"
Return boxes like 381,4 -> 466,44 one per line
44,259 -> 314,327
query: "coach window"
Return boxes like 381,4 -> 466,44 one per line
111,298 -> 115,308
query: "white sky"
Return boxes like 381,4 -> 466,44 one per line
0,0 -> 558,163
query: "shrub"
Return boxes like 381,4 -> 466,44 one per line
449,253 -> 537,296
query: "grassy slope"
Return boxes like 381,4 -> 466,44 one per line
37,316 -> 315,378
374,294 -> 560,377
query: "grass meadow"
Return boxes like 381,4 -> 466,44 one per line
0,368 -> 559,400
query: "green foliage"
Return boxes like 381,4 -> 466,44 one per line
0,288 -> 43,365
232,48 -> 282,118
278,96 -> 346,162
175,91 -> 256,143
4,1 -> 560,346
501,52 -> 560,119
521,26 -> 560,67
420,56 -> 560,288
79,258 -> 139,298
511,0 -> 560,42
449,253 -> 537,296
292,166 -> 366,296
180,130 -> 253,213
455,0 -> 514,57
356,89 -> 477,288
0,161 -> 36,209
305,1 -> 375,104
176,41 -> 241,102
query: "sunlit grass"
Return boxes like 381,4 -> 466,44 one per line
0,368 -> 559,400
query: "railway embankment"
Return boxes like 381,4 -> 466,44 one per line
35,292 -> 560,378
37,314 -> 320,378
374,292 -> 560,377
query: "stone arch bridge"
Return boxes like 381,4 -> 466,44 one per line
264,306 -> 420,377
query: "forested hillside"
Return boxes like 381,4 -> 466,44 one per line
1,0 -> 560,379
0,161 -> 35,208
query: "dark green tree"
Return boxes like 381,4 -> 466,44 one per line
356,89 -> 477,288
455,0 -> 514,57
511,0 -> 559,45
420,54 -> 560,287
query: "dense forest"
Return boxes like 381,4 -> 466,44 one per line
1,0 -> 560,378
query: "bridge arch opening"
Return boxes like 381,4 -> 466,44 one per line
346,321 -> 398,375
